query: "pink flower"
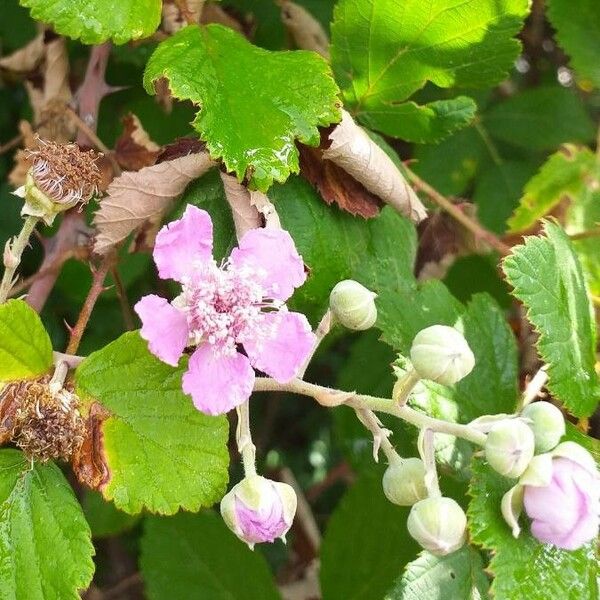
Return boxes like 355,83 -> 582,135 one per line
134,205 -> 315,415
523,456 -> 600,550
220,475 -> 297,548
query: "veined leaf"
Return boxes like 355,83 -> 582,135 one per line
0,449 -> 94,599
141,512 -> 281,600
75,332 -> 229,515
508,146 -> 597,234
144,24 -> 341,191
503,222 -> 600,417
331,0 -> 528,142
0,299 -> 53,383
19,0 -> 161,44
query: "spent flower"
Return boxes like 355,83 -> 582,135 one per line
135,205 -> 315,415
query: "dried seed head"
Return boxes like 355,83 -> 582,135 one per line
27,140 -> 101,206
9,381 -> 86,463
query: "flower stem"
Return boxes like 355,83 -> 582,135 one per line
0,215 -> 39,304
393,368 -> 421,405
418,429 -> 441,498
297,309 -> 333,379
236,400 -> 257,476
253,377 -> 487,446
355,408 -> 401,464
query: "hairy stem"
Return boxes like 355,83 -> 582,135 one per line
404,166 -> 512,256
253,377 -> 487,446
297,309 -> 333,379
355,407 -> 401,464
0,215 -> 39,304
236,400 -> 257,476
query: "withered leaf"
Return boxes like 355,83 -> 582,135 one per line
299,144 -> 383,218
0,33 -> 45,73
93,152 -> 215,254
114,113 -> 160,171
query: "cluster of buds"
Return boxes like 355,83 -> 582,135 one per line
13,140 -> 101,225
476,401 -> 599,550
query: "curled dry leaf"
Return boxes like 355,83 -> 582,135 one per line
322,110 -> 427,223
93,152 -> 215,254
299,143 -> 383,218
114,113 -> 160,171
201,2 -> 243,32
220,172 -> 261,238
0,32 -> 45,72
8,121 -> 38,188
279,0 -> 329,58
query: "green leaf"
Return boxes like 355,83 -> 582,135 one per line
141,511 -> 281,600
508,146 -> 597,233
474,160 -> 539,234
82,491 -> 139,538
144,24 -> 341,191
484,87 -> 595,151
271,176 -> 417,322
412,126 -> 484,197
0,449 -> 94,599
0,299 -> 53,383
565,185 -> 600,297
331,0 -> 528,141
75,332 -> 229,514
468,457 -> 598,599
320,472 -> 420,600
358,97 -> 477,144
547,0 -> 600,89
385,546 -> 490,599
19,0 -> 161,44
503,222 -> 600,417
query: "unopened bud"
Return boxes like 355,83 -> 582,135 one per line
407,497 -> 467,556
410,325 -> 475,386
220,475 -> 296,549
521,401 -> 565,453
329,280 -> 377,331
485,420 -> 535,478
382,458 -> 428,506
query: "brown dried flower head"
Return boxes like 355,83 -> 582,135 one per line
27,140 -> 102,205
13,139 -> 103,225
8,380 -> 86,463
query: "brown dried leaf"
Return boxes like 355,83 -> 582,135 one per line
279,0 -> 329,58
93,152 -> 216,254
0,33 -> 45,72
220,172 -> 261,238
323,110 -> 427,223
299,144 -> 383,218
157,137 -> 206,162
8,122 -> 38,188
72,402 -> 111,491
114,114 -> 160,171
201,2 -> 244,32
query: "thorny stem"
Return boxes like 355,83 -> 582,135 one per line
110,265 -> 135,330
404,166 -> 512,256
253,377 -> 487,446
236,400 -> 257,476
65,252 -> 115,354
355,408 -> 401,464
0,215 -> 39,304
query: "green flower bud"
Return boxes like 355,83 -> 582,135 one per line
329,280 -> 377,331
382,458 -> 428,506
407,497 -> 467,556
410,325 -> 475,386
485,419 -> 535,478
521,401 -> 565,453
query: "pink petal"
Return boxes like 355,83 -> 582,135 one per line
230,228 -> 305,301
153,205 -> 213,282
134,295 -> 189,367
182,344 -> 255,415
244,311 -> 315,383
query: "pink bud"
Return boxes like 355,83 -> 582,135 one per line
523,456 -> 600,550
220,475 -> 297,549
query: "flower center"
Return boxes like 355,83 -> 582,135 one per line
181,259 -> 275,355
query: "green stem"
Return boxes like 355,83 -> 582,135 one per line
236,400 -> 256,476
0,216 -> 38,304
253,378 -> 487,446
